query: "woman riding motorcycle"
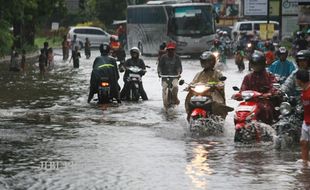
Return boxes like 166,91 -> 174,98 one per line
185,51 -> 233,121
235,50 -> 279,124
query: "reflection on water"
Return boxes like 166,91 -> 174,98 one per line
186,142 -> 213,189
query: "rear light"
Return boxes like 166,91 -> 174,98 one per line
100,82 -> 109,87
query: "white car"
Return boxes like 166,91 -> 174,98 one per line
67,26 -> 111,49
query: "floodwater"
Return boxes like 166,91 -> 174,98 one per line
0,50 -> 309,190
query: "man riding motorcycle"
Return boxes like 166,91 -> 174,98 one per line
281,49 -> 310,101
210,39 -> 226,65
88,43 -> 120,103
268,47 -> 296,84
235,50 -> 279,124
120,47 -> 148,101
157,42 -> 182,106
185,51 -> 233,121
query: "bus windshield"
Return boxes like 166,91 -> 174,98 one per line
168,6 -> 214,37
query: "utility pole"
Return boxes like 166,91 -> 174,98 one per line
279,0 -> 282,40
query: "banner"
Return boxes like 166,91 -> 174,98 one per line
259,23 -> 275,40
244,0 -> 268,16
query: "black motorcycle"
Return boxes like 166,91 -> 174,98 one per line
97,77 -> 112,103
125,66 -> 145,101
273,94 -> 303,150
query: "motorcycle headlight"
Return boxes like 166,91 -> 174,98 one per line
241,91 -> 254,101
213,51 -> 219,58
193,85 -> 209,94
279,102 -> 291,116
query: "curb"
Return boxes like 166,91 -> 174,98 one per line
0,51 -> 40,65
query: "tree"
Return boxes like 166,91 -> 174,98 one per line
95,0 -> 127,26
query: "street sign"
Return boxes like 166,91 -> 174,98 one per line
244,0 -> 268,16
282,0 -> 299,15
51,22 -> 59,31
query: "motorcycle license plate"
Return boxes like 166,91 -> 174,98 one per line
129,74 -> 141,81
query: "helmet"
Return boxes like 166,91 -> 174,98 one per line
278,47 -> 288,55
296,50 -> 310,61
166,42 -> 176,50
99,43 -> 110,54
130,47 -> 140,55
216,29 -> 221,33
110,35 -> 118,41
307,28 -> 310,34
250,50 -> 266,67
200,51 -> 216,69
297,31 -> 305,38
223,31 -> 228,35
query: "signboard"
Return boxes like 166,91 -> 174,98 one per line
259,24 -> 275,40
269,0 -> 280,16
282,16 -> 299,38
244,0 -> 268,16
51,22 -> 59,31
282,0 -> 299,15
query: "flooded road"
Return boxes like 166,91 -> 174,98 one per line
0,50 -> 309,190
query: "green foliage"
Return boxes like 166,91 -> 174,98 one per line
95,0 -> 127,25
0,21 -> 13,57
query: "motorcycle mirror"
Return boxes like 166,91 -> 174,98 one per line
232,86 -> 240,91
145,65 -> 151,68
179,79 -> 185,86
219,76 -> 227,81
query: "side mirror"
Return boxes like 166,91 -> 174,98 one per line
179,79 -> 185,86
219,76 -> 227,81
232,86 -> 240,91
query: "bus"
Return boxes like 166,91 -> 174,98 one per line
126,1 -> 216,56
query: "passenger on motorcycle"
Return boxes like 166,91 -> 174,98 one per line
236,51 -> 279,124
158,42 -> 182,106
120,47 -> 148,101
263,40 -> 276,66
185,51 -> 233,121
109,35 -> 126,64
268,47 -> 296,84
87,43 -> 121,103
281,50 -> 310,100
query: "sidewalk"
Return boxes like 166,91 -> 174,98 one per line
0,51 -> 40,65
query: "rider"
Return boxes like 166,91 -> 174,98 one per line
268,47 -> 296,84
263,40 -> 276,66
235,50 -> 278,124
281,49 -> 310,99
185,51 -> 233,121
110,35 -> 126,64
293,31 -> 308,53
120,47 -> 148,101
157,41 -> 182,106
210,39 -> 226,64
88,43 -> 120,103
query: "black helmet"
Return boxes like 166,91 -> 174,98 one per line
277,46 -> 288,57
250,50 -> 266,66
296,31 -> 305,38
296,50 -> 310,62
200,51 -> 216,69
100,43 -> 110,54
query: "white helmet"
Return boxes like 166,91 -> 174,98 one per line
130,47 -> 140,55
223,31 -> 228,35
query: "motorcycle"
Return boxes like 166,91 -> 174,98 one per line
232,86 -> 278,143
273,93 -> 303,150
160,75 -> 180,109
212,51 -> 226,70
181,76 -> 231,135
124,66 -> 145,101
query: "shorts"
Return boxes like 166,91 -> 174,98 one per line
300,121 -> 310,141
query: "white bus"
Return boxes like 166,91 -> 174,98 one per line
126,1 -> 216,56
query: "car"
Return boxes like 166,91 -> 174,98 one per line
231,20 -> 280,39
67,26 -> 111,49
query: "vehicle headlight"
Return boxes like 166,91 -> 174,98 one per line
193,85 -> 209,94
241,91 -> 254,101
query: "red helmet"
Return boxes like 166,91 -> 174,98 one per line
166,42 -> 176,50
213,39 -> 220,46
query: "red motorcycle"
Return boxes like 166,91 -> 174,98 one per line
232,87 -> 277,143
180,77 -> 233,135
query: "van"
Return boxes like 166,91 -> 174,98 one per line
67,26 -> 111,48
231,20 -> 280,39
